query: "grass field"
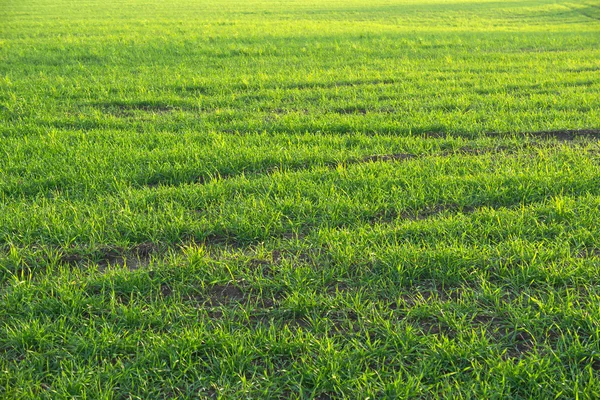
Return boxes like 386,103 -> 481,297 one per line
1,0 -> 600,397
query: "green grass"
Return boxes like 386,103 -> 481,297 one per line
1,0 -> 600,398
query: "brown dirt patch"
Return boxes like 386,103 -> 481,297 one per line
208,283 -> 246,305
524,129 -> 600,141
360,153 -> 416,163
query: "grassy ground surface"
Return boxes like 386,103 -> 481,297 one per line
1,0 -> 600,398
